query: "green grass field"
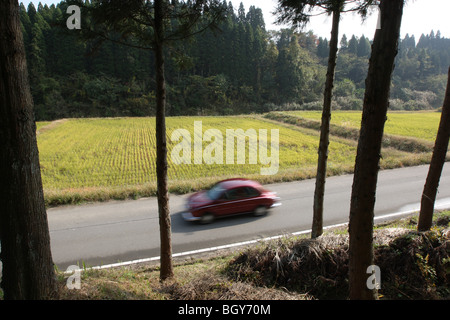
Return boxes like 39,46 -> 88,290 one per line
36,114 -> 435,206
285,110 -> 442,142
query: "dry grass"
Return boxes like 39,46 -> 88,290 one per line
159,273 -> 309,300
226,234 -> 351,299
58,255 -> 310,300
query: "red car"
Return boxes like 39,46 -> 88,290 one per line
182,178 -> 281,224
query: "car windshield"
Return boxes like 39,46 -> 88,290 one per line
207,183 -> 225,200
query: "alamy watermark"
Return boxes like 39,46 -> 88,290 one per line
66,5 -> 81,30
171,121 -> 279,175
366,265 -> 381,290
65,265 -> 81,290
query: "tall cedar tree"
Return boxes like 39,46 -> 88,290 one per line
75,0 -> 224,280
348,0 -> 404,300
0,0 -> 57,299
275,0 -> 376,238
418,67 -> 450,231
154,0 -> 172,281
313,2 -> 341,239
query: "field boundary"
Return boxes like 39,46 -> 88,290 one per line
43,166 -> 324,207
36,119 -> 68,135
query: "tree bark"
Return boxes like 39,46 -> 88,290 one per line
418,67 -> 450,231
348,0 -> 404,300
312,8 -> 340,239
0,0 -> 57,299
154,0 -> 174,281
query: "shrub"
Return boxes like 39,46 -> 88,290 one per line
226,223 -> 450,300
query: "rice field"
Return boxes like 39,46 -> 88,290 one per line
36,114 -> 434,205
285,110 -> 442,142
36,117 -> 357,191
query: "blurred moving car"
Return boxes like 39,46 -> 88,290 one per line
182,178 -> 281,224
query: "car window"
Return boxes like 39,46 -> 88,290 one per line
246,187 -> 260,197
207,183 -> 225,200
227,187 -> 250,200
218,192 -> 229,200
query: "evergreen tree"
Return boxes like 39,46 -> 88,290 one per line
27,2 -> 37,24
19,3 -> 32,57
340,34 -> 348,49
317,37 -> 329,58
418,67 -> 450,231
0,0 -> 57,300
28,11 -> 49,81
403,33 -> 416,49
276,34 -> 304,103
357,35 -> 371,57
261,39 -> 279,102
247,5 -> 265,30
348,34 -> 358,55
349,0 -> 404,300
237,2 -> 246,22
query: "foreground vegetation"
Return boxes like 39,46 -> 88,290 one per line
37,113 -> 435,207
55,211 -> 450,300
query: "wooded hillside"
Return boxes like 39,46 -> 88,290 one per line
20,1 -> 450,121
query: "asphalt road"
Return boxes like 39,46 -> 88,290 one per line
46,163 -> 450,271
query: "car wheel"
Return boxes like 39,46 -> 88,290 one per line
200,212 -> 215,224
253,206 -> 268,217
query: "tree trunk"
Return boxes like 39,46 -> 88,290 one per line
154,0 -> 174,281
348,0 -> 404,300
0,0 -> 57,299
418,67 -> 450,231
312,8 -> 340,239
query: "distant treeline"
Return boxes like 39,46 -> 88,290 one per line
20,1 -> 450,121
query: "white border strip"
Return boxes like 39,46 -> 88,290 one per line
75,207 -> 436,273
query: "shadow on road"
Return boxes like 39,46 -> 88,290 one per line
170,211 -> 270,234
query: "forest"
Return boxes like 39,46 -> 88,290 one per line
20,1 -> 450,121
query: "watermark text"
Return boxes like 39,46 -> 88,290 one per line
171,121 -> 279,175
